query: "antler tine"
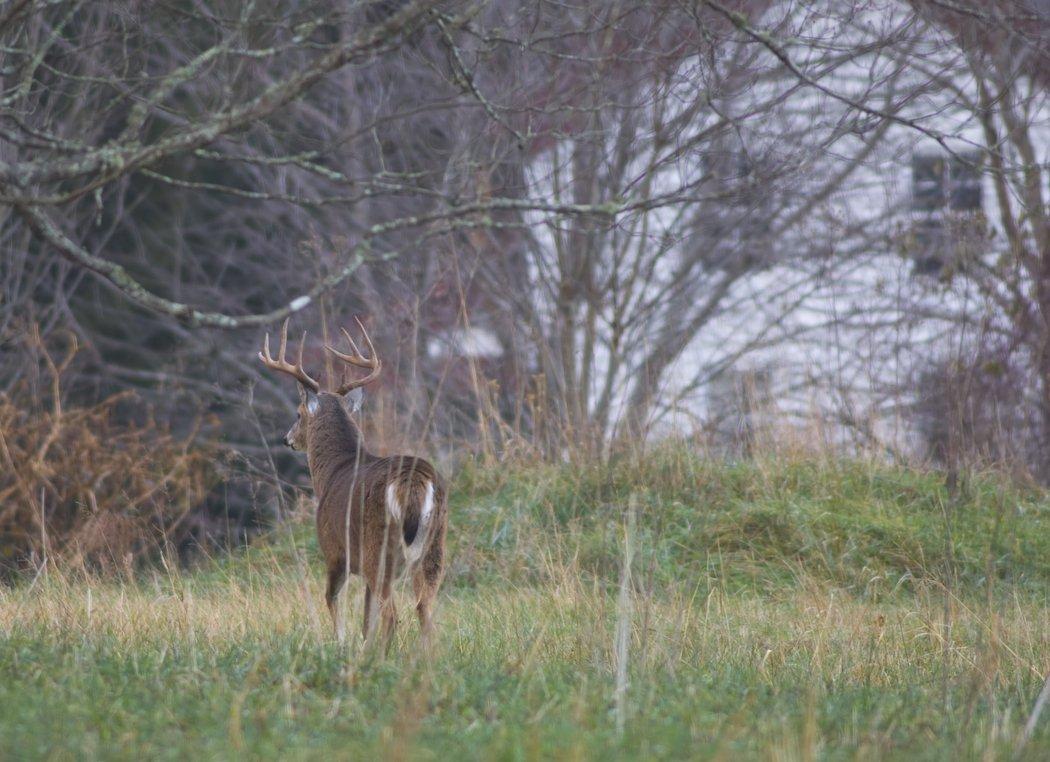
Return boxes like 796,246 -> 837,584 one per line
258,319 -> 321,393
355,316 -> 378,360
326,317 -> 382,394
278,318 -> 289,362
259,318 -> 289,364
326,327 -> 374,368
338,327 -> 366,365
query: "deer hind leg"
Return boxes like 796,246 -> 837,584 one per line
411,567 -> 436,651
325,564 -> 347,643
412,541 -> 445,652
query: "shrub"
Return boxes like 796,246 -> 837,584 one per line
0,332 -> 217,576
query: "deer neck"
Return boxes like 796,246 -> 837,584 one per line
305,394 -> 370,489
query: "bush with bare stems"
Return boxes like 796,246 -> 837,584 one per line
0,328 -> 216,576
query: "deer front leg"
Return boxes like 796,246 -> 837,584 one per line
325,564 -> 347,643
362,584 -> 376,641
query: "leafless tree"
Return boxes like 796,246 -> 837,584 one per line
782,1 -> 1050,474
10,0 -> 1047,542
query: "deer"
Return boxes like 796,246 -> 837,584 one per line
258,318 -> 447,649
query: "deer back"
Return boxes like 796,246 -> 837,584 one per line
307,393 -> 444,572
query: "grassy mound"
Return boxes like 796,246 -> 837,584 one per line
238,451 -> 1050,597
447,452 -> 1049,596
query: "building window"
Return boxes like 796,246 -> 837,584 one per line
911,150 -> 983,214
701,147 -> 776,248
906,150 -> 984,276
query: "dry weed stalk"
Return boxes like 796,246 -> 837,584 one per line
0,327 -> 216,575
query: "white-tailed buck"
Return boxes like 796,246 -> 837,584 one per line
259,318 -> 447,648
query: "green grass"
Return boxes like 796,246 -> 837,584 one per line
1,453 -> 1048,760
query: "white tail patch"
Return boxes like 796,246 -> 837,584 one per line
404,481 -> 434,566
385,483 -> 402,524
385,480 -> 434,566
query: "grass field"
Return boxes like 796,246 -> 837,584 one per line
1,452 -> 1048,760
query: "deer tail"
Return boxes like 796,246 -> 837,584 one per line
385,478 -> 435,566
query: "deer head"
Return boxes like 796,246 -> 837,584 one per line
258,317 -> 381,451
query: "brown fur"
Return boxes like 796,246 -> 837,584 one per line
290,391 -> 447,648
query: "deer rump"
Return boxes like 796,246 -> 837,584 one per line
383,466 -> 437,566
318,454 -> 443,578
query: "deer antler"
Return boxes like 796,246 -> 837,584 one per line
258,318 -> 321,393
326,317 -> 382,394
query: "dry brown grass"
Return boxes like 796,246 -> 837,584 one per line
0,328 -> 216,575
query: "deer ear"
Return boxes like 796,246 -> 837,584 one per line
344,387 -> 363,413
298,383 -> 319,414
